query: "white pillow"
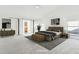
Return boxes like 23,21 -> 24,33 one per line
40,27 -> 46,31
5,29 -> 11,31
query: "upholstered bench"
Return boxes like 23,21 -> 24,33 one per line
32,34 -> 46,42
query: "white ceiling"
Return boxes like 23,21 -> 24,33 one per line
0,5 -> 60,19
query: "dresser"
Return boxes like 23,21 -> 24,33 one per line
0,30 -> 15,37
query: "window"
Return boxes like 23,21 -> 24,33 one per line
68,21 -> 79,34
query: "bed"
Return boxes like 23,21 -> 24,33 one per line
35,27 -> 63,41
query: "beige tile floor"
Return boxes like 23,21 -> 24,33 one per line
0,34 -> 79,54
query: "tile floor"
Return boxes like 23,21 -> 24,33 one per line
0,34 -> 79,54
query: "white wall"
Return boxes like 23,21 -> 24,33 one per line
38,6 -> 79,32
11,18 -> 18,35
0,18 -> 2,29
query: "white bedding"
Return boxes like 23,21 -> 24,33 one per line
46,31 -> 62,35
53,31 -> 61,35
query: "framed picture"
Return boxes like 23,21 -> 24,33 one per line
2,18 -> 11,29
51,18 -> 60,25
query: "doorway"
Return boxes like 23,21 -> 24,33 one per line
23,20 -> 33,36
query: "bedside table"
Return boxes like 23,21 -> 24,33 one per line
60,33 -> 68,38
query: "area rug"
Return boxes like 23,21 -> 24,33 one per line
26,36 -> 67,50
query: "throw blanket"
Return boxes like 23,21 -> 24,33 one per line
39,31 -> 56,36
36,31 -> 56,41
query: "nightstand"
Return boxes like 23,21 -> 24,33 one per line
60,33 -> 68,38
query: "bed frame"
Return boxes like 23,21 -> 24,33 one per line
47,27 -> 64,32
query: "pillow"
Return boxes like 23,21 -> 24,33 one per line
5,29 -> 11,31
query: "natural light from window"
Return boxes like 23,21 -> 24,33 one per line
68,21 -> 79,32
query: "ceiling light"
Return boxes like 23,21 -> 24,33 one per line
35,5 -> 40,8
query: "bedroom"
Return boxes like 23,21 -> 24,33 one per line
0,5 -> 79,54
